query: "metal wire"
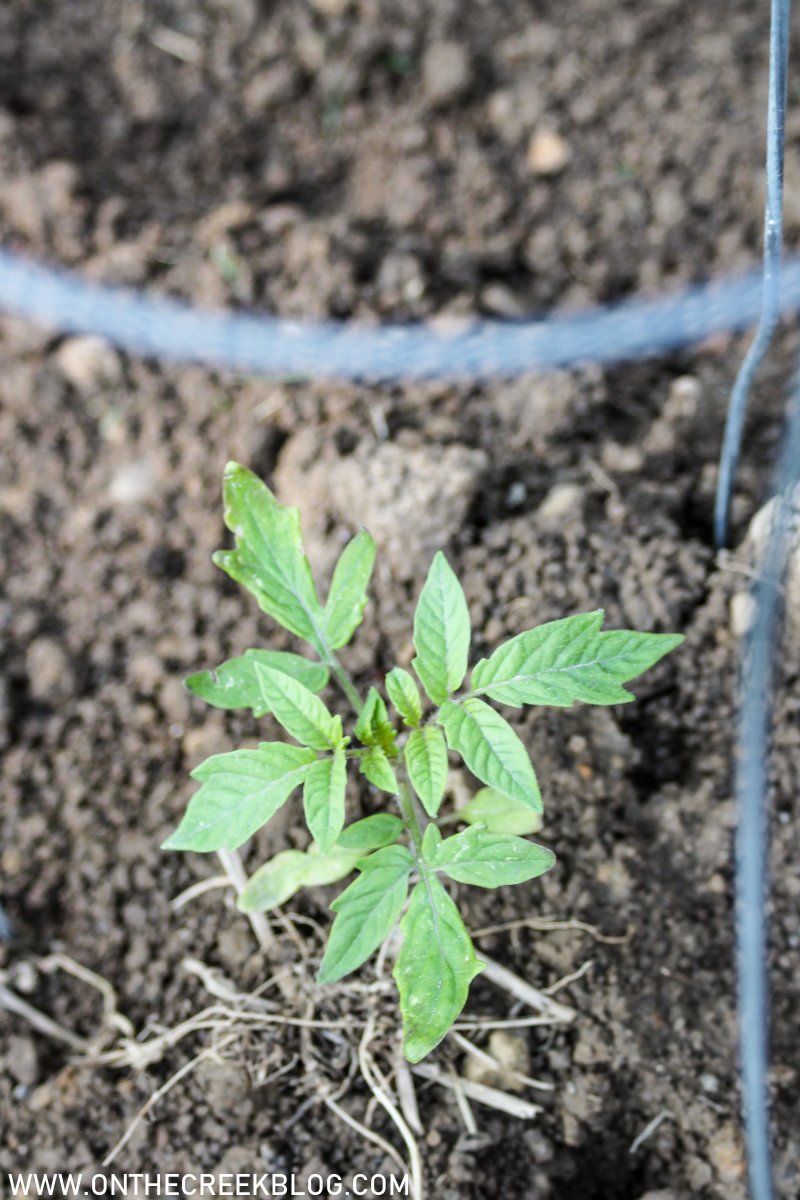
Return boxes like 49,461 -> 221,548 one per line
714,0 -> 791,549
736,374 -> 799,1200
3,245 -> 800,380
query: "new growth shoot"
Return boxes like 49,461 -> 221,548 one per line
163,463 -> 683,1061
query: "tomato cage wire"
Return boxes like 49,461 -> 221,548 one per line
0,2 -> 795,1196
723,3 -> 792,1199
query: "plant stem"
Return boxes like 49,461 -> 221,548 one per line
396,773 -> 425,855
312,627 -> 364,716
328,653 -> 364,715
317,638 -> 427,859
217,848 -> 274,952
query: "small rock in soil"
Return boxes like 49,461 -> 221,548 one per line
536,482 -> 584,527
739,484 -> 800,648
56,336 -> 121,393
108,459 -> 156,505
527,128 -> 571,175
26,636 -> 74,702
6,1035 -> 39,1087
422,41 -> 471,107
729,590 -> 755,638
310,0 -> 349,14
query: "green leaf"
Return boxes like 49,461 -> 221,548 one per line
323,529 -> 376,650
303,744 -> 347,853
238,843 -> 361,912
337,814 -> 404,851
212,462 -> 323,643
471,610 -> 685,707
359,746 -> 399,794
385,667 -> 422,727
421,823 -> 442,860
318,845 -> 414,984
406,726 -> 448,818
430,825 -> 555,888
301,843 -> 364,887
458,788 -> 543,836
354,687 -> 396,751
254,663 -> 340,750
162,743 -> 316,852
394,874 -> 484,1062
438,698 -> 542,813
237,849 -> 309,912
412,552 -> 471,705
185,650 -> 328,716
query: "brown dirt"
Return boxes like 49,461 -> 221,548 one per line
2,2 -> 800,1197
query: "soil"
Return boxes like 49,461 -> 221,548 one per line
1,1 -> 800,1197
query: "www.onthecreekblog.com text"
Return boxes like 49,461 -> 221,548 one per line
5,1172 -> 411,1198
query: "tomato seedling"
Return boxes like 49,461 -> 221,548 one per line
164,462 -> 683,1061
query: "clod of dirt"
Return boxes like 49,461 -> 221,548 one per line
462,1030 -> 531,1093
493,371 -> 583,450
274,429 -> 487,581
194,1059 -> 253,1113
0,162 -> 82,249
707,1124 -> 746,1184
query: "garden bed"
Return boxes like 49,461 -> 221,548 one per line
1,1 -> 799,1196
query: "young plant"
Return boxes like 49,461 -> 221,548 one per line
163,462 -> 683,1062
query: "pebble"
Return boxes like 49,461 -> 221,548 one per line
536,482 -> 584,527
310,0 -> 349,13
527,128 -> 571,175
601,441 -> 645,474
56,336 -> 121,392
505,481 -> 527,509
26,636 -> 74,702
739,485 -> 800,646
244,66 -> 297,116
108,459 -> 156,505
6,1036 -> 39,1087
685,1157 -> 714,1191
729,591 -> 755,638
422,41 -> 470,106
